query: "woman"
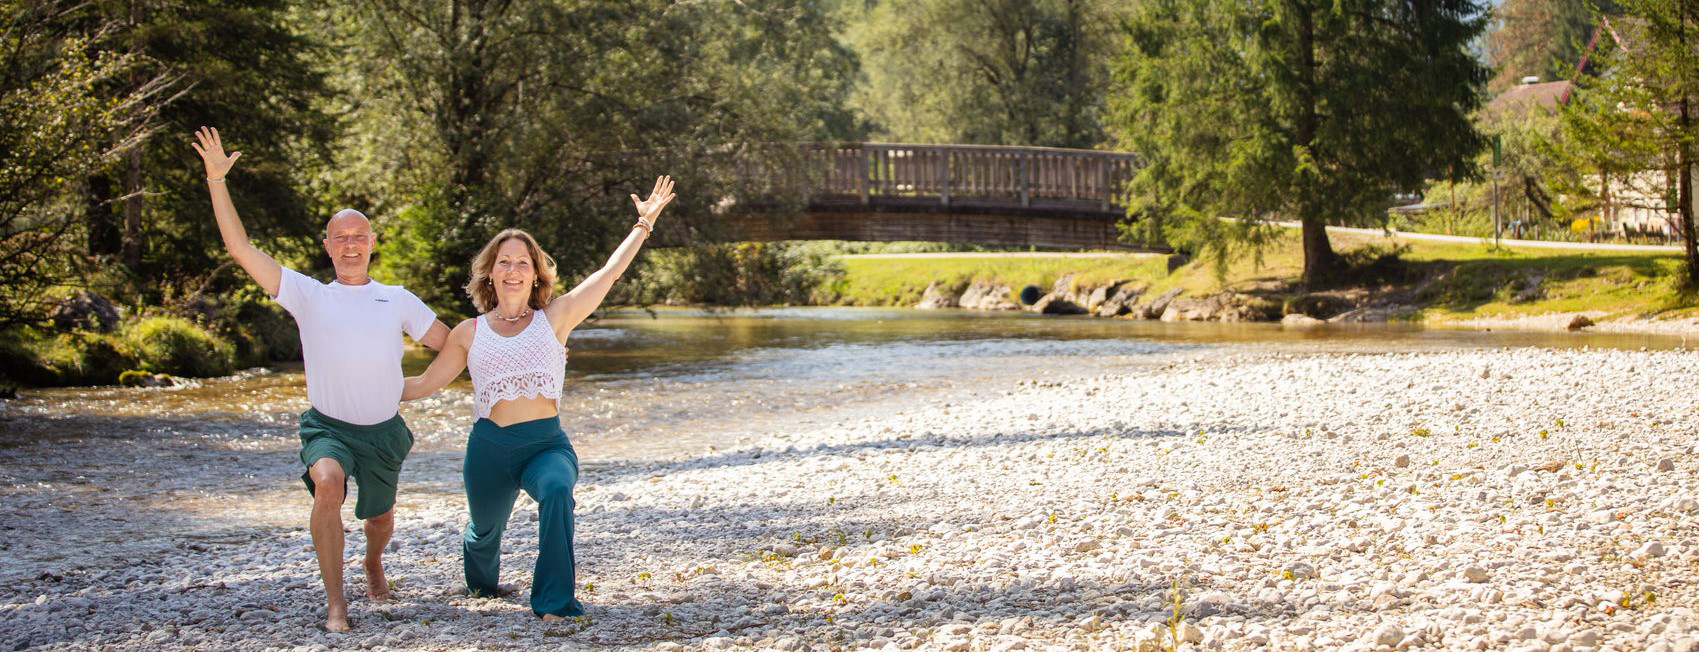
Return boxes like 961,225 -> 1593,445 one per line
402,176 -> 675,621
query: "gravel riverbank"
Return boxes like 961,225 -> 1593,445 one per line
5,346 -> 1699,651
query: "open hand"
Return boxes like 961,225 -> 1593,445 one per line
630,175 -> 676,225
190,126 -> 240,180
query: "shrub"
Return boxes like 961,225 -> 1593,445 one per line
66,333 -> 134,384
0,335 -> 59,386
122,316 -> 236,378
626,242 -> 845,306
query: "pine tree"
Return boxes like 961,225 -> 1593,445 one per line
1110,0 -> 1490,286
1603,0 -> 1699,282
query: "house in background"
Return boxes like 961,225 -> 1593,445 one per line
1484,16 -> 1692,243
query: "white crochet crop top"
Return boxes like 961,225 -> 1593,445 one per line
468,311 -> 567,420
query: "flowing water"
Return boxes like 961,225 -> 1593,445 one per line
0,308 -> 1690,574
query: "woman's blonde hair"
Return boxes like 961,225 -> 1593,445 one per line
465,228 -> 558,313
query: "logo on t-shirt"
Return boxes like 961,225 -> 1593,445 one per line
375,298 -> 390,302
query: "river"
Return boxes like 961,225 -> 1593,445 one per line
0,308 -> 1689,577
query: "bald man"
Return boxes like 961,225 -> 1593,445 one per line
194,127 -> 450,632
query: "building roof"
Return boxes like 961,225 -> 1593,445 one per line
1484,80 -> 1574,118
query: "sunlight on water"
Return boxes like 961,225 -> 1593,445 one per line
0,308 -> 1690,571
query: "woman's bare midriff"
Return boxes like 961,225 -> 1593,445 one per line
487,395 -> 560,427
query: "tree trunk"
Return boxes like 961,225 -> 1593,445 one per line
444,0 -> 497,238
1295,2 -> 1338,286
122,140 -> 144,272
1681,93 -> 1695,286
1300,214 -> 1339,286
85,172 -> 119,255
121,0 -> 145,273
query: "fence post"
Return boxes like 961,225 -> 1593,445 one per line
938,148 -> 950,208
859,145 -> 870,206
1100,156 -> 1112,212
1018,151 -> 1030,208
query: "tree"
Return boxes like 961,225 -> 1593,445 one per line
1592,0 -> 1698,282
1552,60 -> 1666,240
842,0 -> 1120,148
1110,0 -> 1490,285
1486,0 -> 1610,93
321,0 -> 859,315
0,1 -> 166,328
92,0 -> 335,301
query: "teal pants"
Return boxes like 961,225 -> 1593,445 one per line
462,417 -> 584,618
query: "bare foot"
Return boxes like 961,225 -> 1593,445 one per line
324,600 -> 351,632
363,559 -> 391,602
541,613 -> 568,623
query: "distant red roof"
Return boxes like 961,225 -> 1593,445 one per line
1485,81 -> 1574,118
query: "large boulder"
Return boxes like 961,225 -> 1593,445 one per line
958,281 -> 1020,311
914,281 -> 959,309
1215,293 -> 1281,322
1131,288 -> 1184,319
1085,279 -> 1133,313
1031,294 -> 1087,315
1097,282 -> 1148,317
1161,292 -> 1279,322
1029,274 -> 1090,315
50,291 -> 121,333
1160,297 -> 1217,321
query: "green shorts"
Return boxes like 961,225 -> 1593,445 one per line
298,407 -> 414,520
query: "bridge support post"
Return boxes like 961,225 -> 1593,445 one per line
858,146 -> 870,206
938,151 -> 950,208
1100,157 -> 1112,213
1019,152 -> 1030,208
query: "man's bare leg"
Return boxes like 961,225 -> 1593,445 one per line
363,509 -> 394,601
308,458 -> 351,632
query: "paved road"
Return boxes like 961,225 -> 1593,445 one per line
1308,223 -> 1684,253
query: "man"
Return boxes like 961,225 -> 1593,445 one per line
193,126 -> 450,632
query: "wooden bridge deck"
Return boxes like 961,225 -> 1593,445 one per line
713,143 -> 1149,250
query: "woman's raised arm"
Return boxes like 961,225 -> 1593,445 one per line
546,175 -> 675,334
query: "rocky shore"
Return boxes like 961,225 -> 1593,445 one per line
5,346 -> 1699,651
914,274 -> 1406,325
916,273 -> 1699,337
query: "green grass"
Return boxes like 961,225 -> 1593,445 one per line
826,231 -> 1696,320
1409,248 -> 1689,320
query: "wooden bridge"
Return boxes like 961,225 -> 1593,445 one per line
712,143 -> 1148,250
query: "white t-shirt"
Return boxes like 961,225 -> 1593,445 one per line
273,268 -> 437,425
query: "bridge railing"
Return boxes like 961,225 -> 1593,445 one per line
738,143 -> 1140,216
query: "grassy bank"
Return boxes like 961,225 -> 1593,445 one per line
827,231 -> 1696,322
828,254 -> 1172,306
0,296 -> 300,388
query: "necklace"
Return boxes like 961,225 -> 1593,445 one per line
493,308 -> 531,323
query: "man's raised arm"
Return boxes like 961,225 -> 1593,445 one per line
192,126 -> 282,296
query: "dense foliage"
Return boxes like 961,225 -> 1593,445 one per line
1109,0 -> 1491,285
840,0 -> 1121,147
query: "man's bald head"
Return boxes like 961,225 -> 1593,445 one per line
326,209 -> 371,239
